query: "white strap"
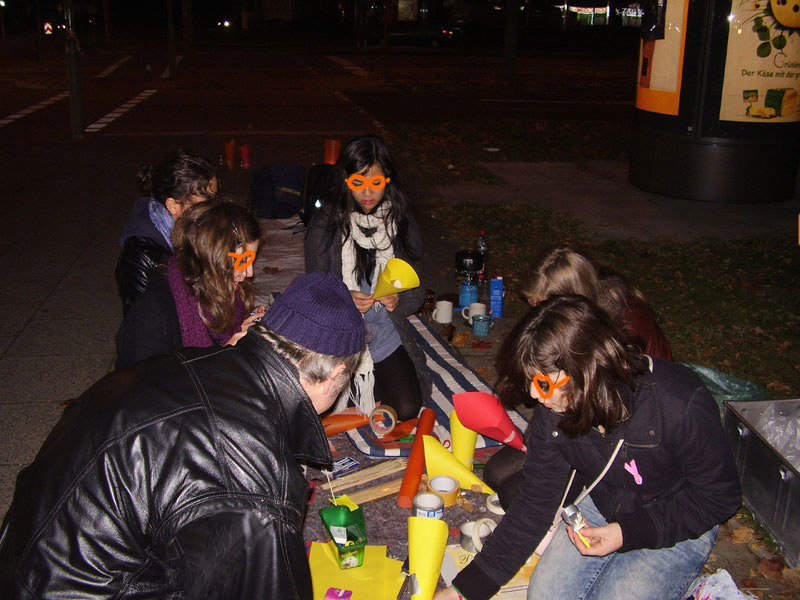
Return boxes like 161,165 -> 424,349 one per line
534,437 -> 624,556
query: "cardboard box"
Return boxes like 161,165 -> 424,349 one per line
723,399 -> 800,567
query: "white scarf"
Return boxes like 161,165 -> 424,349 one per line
334,201 -> 396,415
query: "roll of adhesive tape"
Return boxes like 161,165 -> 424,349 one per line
369,405 -> 398,437
486,493 -> 505,515
459,518 -> 497,553
412,492 -> 444,519
427,475 -> 459,508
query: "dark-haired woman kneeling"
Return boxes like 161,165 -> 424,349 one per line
436,295 -> 741,600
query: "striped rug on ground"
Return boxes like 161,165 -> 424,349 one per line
346,314 -> 529,458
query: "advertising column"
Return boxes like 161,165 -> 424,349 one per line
629,0 -> 800,203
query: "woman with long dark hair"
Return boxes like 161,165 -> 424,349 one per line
435,295 -> 740,600
116,201 -> 263,368
304,135 -> 429,420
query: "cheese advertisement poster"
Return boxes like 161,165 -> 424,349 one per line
720,1 -> 800,122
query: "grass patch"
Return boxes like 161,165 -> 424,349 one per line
435,203 -> 800,397
387,119 -> 631,184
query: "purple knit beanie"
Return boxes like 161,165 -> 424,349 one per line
262,273 -> 365,356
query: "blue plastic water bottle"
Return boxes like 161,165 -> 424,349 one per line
459,277 -> 478,308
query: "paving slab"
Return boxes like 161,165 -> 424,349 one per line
437,161 -> 800,242
0,354 -> 115,405
5,318 -> 119,357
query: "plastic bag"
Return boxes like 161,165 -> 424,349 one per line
683,569 -> 757,600
681,363 -> 769,413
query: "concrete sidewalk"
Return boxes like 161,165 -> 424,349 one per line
436,161 -> 800,242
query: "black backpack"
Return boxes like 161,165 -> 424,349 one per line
251,164 -> 305,219
301,164 -> 335,226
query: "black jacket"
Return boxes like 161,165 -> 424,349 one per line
453,358 -> 742,600
115,197 -> 172,316
0,332 -> 331,599
115,267 -> 185,369
304,205 -> 431,401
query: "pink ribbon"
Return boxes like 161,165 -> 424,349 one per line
624,459 -> 643,485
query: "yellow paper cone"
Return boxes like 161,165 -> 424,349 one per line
373,258 -> 420,299
450,410 -> 478,470
408,516 -> 449,600
423,435 -> 494,495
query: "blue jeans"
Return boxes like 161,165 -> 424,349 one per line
527,496 -> 717,600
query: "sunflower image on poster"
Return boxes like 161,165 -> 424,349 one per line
719,0 -> 800,122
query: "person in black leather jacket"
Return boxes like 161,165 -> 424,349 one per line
116,149 -> 217,315
0,273 -> 365,600
437,295 -> 741,600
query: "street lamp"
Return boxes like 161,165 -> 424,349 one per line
0,0 -> 6,38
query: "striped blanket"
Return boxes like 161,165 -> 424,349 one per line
346,314 -> 529,458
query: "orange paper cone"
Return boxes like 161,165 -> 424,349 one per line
324,139 -> 341,165
397,408 -> 436,508
224,138 -> 236,170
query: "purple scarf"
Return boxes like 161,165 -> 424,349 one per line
167,256 -> 245,348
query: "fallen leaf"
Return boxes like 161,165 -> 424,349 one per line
733,526 -> 755,544
749,540 -> 775,560
451,332 -> 470,347
757,556 -> 785,581
471,340 -> 493,350
741,577 -> 761,588
783,565 -> 800,589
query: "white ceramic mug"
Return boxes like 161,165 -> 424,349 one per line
462,302 -> 487,325
432,300 -> 453,324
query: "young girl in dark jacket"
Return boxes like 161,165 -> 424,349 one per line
485,245 -> 674,507
437,295 -> 740,600
116,201 -> 263,368
304,135 -> 429,421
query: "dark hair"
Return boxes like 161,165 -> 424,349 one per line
137,148 -> 216,207
494,295 -> 648,437
322,135 -> 419,283
171,201 -> 261,334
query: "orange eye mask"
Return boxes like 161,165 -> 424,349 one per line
228,250 -> 256,270
532,373 -> 570,399
345,174 -> 390,191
